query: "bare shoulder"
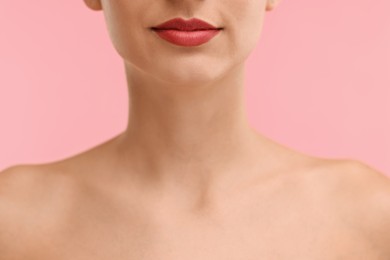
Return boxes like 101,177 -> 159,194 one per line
308,159 -> 390,195
308,159 -> 390,256
0,164 -> 46,198
0,164 -> 77,258
0,165 -> 46,257
0,163 -> 79,211
0,163 -> 63,217
0,164 -> 67,198
312,159 -> 390,208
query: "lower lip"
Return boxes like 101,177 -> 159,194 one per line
151,29 -> 221,47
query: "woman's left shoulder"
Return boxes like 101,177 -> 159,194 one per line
315,159 -> 390,256
306,158 -> 390,198
328,159 -> 390,203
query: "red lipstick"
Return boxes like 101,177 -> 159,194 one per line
151,17 -> 223,47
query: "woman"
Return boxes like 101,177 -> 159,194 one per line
1,0 -> 390,258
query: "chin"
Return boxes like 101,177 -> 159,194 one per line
166,70 -> 225,86
159,74 -> 218,87
162,63 -> 228,84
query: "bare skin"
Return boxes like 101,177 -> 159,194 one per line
1,136 -> 390,259
1,0 -> 390,258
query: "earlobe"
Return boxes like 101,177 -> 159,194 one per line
265,0 -> 279,11
83,0 -> 102,11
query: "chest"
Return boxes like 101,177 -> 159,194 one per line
4,177 -> 386,260
23,202 -> 383,260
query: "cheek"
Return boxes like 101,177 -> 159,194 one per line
102,3 -> 146,61
222,0 -> 265,21
222,2 -> 266,64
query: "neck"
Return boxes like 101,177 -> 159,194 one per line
114,61 -> 269,202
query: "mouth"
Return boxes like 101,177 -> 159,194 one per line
150,17 -> 223,31
150,17 -> 223,47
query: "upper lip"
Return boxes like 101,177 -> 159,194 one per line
151,17 -> 222,31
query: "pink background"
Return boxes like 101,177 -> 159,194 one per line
0,1 -> 389,175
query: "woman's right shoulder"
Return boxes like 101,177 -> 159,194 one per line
0,164 -> 80,258
0,164 -> 48,198
0,162 -> 80,204
0,164 -> 47,257
0,164 -> 57,223
0,164 -> 39,195
0,163 -> 80,218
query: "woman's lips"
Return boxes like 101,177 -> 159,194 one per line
151,17 -> 223,47
152,17 -> 220,30
151,28 -> 222,47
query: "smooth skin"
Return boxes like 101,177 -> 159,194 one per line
1,0 -> 390,259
